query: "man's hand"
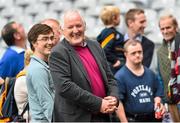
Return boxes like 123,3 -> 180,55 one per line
113,60 -> 121,68
154,97 -> 165,115
100,96 -> 118,114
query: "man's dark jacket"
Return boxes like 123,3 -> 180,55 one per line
49,39 -> 119,122
141,36 -> 155,68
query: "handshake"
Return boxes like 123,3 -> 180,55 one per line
100,96 -> 118,114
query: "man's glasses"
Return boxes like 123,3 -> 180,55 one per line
37,36 -> 55,42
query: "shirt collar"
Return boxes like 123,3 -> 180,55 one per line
124,33 -> 143,42
31,55 -> 49,69
82,41 -> 87,47
73,41 -> 87,48
10,46 -> 25,54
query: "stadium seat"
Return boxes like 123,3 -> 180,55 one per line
147,31 -> 163,44
0,18 -> 7,31
74,0 -> 96,12
84,16 -> 96,31
131,0 -> 150,8
50,0 -> 72,17
86,24 -> 104,39
144,9 -> 158,34
39,0 -> 56,11
151,0 -> 175,12
1,7 -> 23,21
35,11 -> 58,22
98,0 -> 118,6
25,3 -> 46,22
117,2 -> 137,15
15,0 -> 35,11
0,0 -> 179,41
86,6 -> 101,20
0,0 -> 13,12
118,15 -> 127,34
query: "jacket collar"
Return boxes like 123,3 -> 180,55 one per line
31,55 -> 49,69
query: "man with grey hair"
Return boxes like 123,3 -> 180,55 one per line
49,10 -> 120,122
157,14 -> 180,121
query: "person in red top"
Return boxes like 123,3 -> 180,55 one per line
49,10 -> 121,122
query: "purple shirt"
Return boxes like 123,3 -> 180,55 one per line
74,46 -> 106,98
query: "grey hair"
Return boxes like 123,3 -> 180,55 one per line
60,10 -> 86,30
159,14 -> 179,31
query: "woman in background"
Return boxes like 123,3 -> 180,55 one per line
14,49 -> 33,121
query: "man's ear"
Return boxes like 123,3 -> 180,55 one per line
127,20 -> 133,27
59,27 -> 62,35
59,26 -> 63,32
112,15 -> 117,20
32,41 -> 37,50
13,32 -> 21,40
124,52 -> 127,57
60,27 -> 65,36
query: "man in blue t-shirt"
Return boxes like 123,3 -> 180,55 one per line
0,21 -> 26,79
115,40 -> 165,122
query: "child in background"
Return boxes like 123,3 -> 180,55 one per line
97,6 -> 125,74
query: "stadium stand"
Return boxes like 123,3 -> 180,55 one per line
0,0 -> 180,58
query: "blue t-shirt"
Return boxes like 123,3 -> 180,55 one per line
0,47 -> 24,78
115,65 -> 164,114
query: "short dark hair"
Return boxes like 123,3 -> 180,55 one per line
28,24 -> 53,51
1,21 -> 17,46
125,8 -> 144,27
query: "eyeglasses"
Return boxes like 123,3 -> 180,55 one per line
37,36 -> 55,42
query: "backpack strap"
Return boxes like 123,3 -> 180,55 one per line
0,78 -> 9,117
20,103 -> 29,116
16,70 -> 26,78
